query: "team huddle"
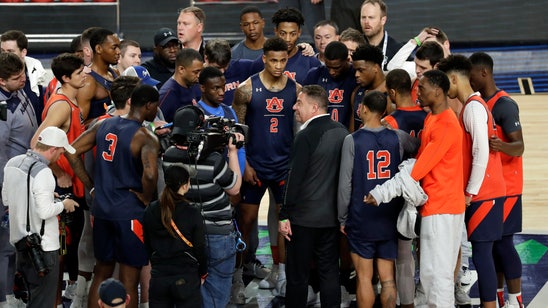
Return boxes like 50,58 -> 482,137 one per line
0,0 -> 525,308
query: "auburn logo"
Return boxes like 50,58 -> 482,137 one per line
266,97 -> 284,113
328,89 -> 344,104
284,71 -> 296,80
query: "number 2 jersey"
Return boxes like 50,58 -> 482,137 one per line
94,116 -> 144,220
245,73 -> 297,181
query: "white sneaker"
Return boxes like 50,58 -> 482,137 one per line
243,259 -> 271,279
64,281 -> 78,300
455,283 -> 472,305
459,267 -> 478,293
274,277 -> 286,298
259,265 -> 278,289
341,285 -> 355,308
504,301 -> 525,308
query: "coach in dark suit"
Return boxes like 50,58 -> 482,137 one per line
278,85 -> 349,307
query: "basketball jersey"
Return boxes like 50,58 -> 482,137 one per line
411,78 -> 419,105
246,73 -> 297,180
93,117 -> 144,220
460,95 -> 506,202
485,90 -> 523,196
352,86 -> 366,130
42,91 -> 85,197
346,128 -> 403,241
224,59 -> 253,106
303,65 -> 357,128
383,106 -> 427,137
88,67 -> 118,119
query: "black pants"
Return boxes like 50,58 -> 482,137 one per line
285,224 -> 341,308
149,270 -> 202,308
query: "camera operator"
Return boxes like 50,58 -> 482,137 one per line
162,106 -> 243,307
2,126 -> 78,307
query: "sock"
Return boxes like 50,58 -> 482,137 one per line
508,292 -> 523,307
139,303 -> 149,308
271,245 -> 279,264
278,263 -> 286,280
497,288 -> 505,307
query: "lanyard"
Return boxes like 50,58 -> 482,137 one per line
381,30 -> 388,70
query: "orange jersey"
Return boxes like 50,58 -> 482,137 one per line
411,78 -> 419,105
459,95 -> 506,201
485,90 -> 523,196
43,91 -> 85,197
411,108 -> 465,216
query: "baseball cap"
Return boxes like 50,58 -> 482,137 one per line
37,127 -> 76,154
154,27 -> 178,47
122,66 -> 160,87
99,278 -> 127,307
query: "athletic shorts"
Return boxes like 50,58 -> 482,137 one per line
240,178 -> 285,205
465,197 -> 504,242
348,238 -> 397,260
502,195 -> 522,235
92,217 -> 148,267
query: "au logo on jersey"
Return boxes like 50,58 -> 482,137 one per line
284,71 -> 296,80
328,89 -> 344,104
266,97 -> 284,113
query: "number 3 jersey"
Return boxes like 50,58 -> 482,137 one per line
94,117 -> 144,220
245,73 -> 297,181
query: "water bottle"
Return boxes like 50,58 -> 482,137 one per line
0,214 -> 8,229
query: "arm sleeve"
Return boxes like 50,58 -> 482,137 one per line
386,41 -> 417,75
462,101 -> 489,195
411,119 -> 458,181
33,168 -> 64,220
337,135 -> 354,226
279,133 -> 310,220
492,97 -> 522,135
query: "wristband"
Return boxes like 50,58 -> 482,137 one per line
414,36 -> 422,47
89,187 -> 95,195
464,191 -> 474,197
280,219 -> 288,223
149,122 -> 155,131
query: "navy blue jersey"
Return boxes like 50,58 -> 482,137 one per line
88,67 -> 118,119
346,128 -> 403,241
246,73 -> 297,181
303,65 -> 357,128
251,50 -> 321,84
93,117 -> 144,220
159,78 -> 201,123
383,106 -> 427,137
224,59 -> 253,106
352,86 -> 366,130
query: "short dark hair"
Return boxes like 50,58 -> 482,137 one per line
415,41 -> 444,67
352,44 -> 383,67
301,85 -> 328,111
204,39 -> 231,67
1,30 -> 28,50
120,39 -> 140,56
70,35 -> 83,53
339,27 -> 367,46
437,54 -> 472,77
111,76 -> 140,110
176,48 -> 203,68
361,90 -> 387,114
314,20 -> 339,35
423,70 -> 450,94
130,84 -> 159,107
386,69 -> 411,94
240,6 -> 262,19
51,53 -> 84,84
199,66 -> 224,85
90,28 -> 115,53
0,52 -> 24,80
263,37 -> 288,54
272,7 -> 304,28
81,27 -> 101,46
469,52 -> 494,72
325,41 -> 348,61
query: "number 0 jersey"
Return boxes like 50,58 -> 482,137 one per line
94,117 -> 144,220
